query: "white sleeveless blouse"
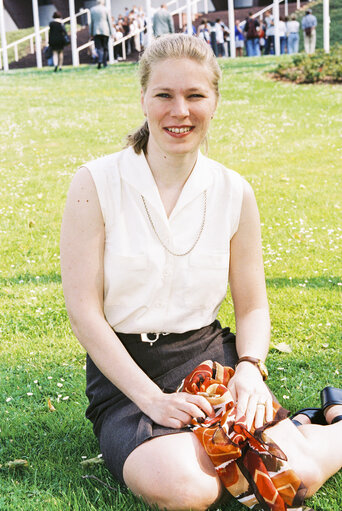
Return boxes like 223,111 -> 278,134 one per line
84,146 -> 244,334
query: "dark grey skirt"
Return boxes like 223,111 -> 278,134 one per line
85,320 -> 238,484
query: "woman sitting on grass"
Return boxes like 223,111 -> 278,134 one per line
60,34 -> 342,511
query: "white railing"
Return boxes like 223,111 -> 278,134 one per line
0,9 -> 89,69
77,0 -> 203,63
0,0 -> 303,70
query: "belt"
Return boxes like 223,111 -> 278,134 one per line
116,331 -> 171,346
140,332 -> 170,345
290,32 -> 298,34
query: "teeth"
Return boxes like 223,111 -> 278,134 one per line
167,127 -> 192,133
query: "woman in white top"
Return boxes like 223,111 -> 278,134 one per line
60,34 -> 342,510
287,13 -> 300,54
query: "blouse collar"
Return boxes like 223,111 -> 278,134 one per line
121,146 -> 213,223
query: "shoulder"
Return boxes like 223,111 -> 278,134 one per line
82,148 -> 126,178
201,153 -> 246,189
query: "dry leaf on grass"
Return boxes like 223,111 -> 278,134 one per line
47,398 -> 56,412
273,342 -> 292,354
80,457 -> 105,468
0,459 -> 29,470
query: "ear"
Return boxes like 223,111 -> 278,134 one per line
141,89 -> 147,116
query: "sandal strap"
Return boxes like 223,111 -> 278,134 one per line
321,386 -> 342,410
331,415 -> 342,424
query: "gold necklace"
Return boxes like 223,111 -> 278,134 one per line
141,191 -> 207,257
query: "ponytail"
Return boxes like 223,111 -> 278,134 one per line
126,120 -> 149,154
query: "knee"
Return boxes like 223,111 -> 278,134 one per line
130,470 -> 222,511
298,460 -> 324,498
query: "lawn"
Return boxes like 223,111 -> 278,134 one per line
0,58 -> 341,510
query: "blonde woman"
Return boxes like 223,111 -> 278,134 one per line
61,34 -> 342,510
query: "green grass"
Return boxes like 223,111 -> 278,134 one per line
0,59 -> 341,510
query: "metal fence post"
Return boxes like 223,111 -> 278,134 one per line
68,0 -> 79,66
145,0 -> 153,45
228,0 -> 235,58
32,0 -> 42,68
323,0 -> 330,53
273,0 -> 280,56
0,0 -> 9,71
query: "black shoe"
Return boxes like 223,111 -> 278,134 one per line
290,407 -> 326,427
321,386 -> 342,424
54,66 -> 58,72
97,62 -> 101,69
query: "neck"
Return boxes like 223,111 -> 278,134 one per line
144,140 -> 199,218
145,139 -> 198,191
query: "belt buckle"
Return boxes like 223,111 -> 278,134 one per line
140,332 -> 169,346
141,333 -> 160,346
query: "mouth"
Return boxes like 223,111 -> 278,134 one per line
164,126 -> 194,136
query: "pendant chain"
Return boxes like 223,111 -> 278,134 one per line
141,191 -> 207,257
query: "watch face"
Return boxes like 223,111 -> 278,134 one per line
258,361 -> 268,378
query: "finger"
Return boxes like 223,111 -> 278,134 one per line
185,394 -> 215,417
265,397 -> 274,423
235,392 -> 249,420
180,402 -> 207,421
245,395 -> 258,431
254,403 -> 266,429
167,417 -> 187,429
171,409 -> 193,425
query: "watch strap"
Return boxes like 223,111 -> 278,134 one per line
236,356 -> 268,381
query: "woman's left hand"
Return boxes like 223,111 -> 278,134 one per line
228,361 -> 273,430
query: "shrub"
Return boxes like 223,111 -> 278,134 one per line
273,44 -> 342,83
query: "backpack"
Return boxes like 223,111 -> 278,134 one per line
305,26 -> 312,36
246,19 -> 258,38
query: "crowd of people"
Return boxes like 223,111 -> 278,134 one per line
186,8 -> 317,59
106,4 -> 318,60
46,1 -> 318,71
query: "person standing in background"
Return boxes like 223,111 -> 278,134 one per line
234,19 -> 245,57
264,10 -> 274,55
48,11 -> 69,72
214,19 -> 225,57
302,8 -> 317,54
287,13 -> 300,54
89,0 -> 113,69
152,4 -> 174,37
244,12 -> 260,57
279,16 -> 286,54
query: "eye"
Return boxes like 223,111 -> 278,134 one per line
189,93 -> 205,98
156,93 -> 171,98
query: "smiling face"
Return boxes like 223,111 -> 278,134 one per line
141,58 -> 218,158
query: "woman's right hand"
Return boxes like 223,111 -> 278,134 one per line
144,391 -> 215,429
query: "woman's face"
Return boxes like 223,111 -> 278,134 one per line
141,58 -> 217,157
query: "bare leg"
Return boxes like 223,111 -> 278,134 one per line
269,405 -> 342,497
58,51 -> 63,69
52,50 -> 58,68
123,432 -> 224,511
123,409 -> 342,510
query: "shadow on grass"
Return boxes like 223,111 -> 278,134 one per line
266,276 -> 341,288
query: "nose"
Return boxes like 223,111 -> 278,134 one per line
170,96 -> 189,118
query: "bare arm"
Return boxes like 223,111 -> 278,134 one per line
228,179 -> 273,429
60,168 -> 213,427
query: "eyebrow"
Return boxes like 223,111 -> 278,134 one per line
151,86 -> 209,93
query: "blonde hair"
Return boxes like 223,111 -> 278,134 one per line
126,34 -> 221,154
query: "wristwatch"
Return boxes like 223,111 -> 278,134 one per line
235,356 -> 268,381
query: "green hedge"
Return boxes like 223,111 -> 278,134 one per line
273,43 -> 342,83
